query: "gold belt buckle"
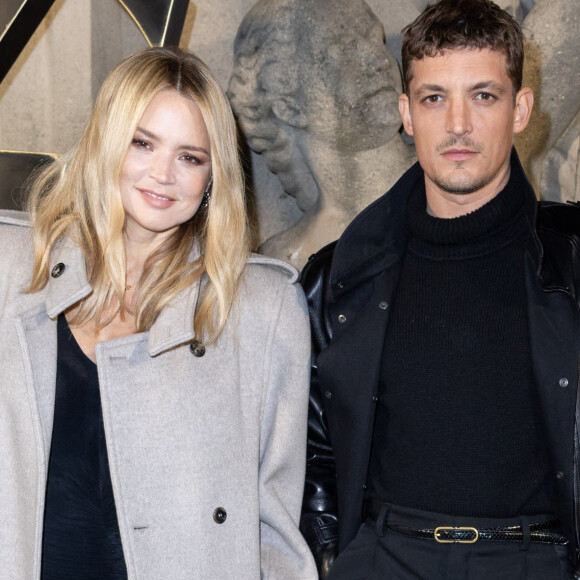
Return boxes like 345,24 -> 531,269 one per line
434,526 -> 479,544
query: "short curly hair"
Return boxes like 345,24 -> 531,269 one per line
402,0 -> 524,95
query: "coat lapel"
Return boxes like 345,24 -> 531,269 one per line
16,307 -> 58,463
147,280 -> 199,356
319,265 -> 399,547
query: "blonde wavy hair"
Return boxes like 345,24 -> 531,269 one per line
27,47 -> 250,344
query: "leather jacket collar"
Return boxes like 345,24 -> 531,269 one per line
326,148 -> 573,302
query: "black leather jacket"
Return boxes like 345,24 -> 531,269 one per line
299,150 -> 580,579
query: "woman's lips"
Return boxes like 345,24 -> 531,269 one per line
139,188 -> 176,209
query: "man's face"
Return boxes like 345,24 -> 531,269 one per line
399,48 -> 532,217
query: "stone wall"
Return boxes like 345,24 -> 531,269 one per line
0,0 -> 577,266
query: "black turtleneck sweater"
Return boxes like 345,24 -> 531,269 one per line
366,172 -> 555,517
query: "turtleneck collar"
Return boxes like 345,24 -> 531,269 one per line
406,163 -> 531,260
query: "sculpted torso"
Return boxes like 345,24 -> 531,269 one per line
228,0 -> 415,267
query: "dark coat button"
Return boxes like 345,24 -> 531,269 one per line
51,263 -> 65,278
190,340 -> 205,357
324,391 -> 332,399
213,507 -> 227,524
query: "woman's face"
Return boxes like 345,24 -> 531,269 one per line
120,89 -> 212,245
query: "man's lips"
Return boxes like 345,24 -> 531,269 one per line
441,149 -> 479,161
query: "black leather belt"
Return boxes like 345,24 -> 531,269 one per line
364,501 -> 569,546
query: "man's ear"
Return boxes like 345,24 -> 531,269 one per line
398,93 -> 414,137
271,98 -> 308,128
513,87 -> 534,134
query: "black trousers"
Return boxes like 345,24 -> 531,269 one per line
329,503 -> 573,580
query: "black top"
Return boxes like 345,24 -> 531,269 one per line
41,315 -> 127,579
367,171 -> 555,517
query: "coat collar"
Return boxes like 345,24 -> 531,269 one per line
44,243 -> 299,357
147,281 -> 200,356
147,253 -> 298,354
45,237 -> 201,356
535,201 -> 580,300
328,148 -> 544,300
45,237 -> 93,317
328,162 -> 420,300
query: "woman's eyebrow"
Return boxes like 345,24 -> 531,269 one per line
135,126 -> 210,156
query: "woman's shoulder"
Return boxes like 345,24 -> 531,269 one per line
239,254 -> 306,312
0,211 -> 34,298
245,253 -> 299,285
0,210 -> 31,228
0,210 -> 32,245
237,254 -> 307,330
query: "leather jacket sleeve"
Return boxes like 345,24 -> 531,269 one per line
299,243 -> 340,579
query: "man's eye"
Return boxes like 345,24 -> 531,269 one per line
475,92 -> 495,101
424,95 -> 442,103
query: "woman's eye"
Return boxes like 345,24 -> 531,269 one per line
182,155 -> 199,164
132,139 -> 150,149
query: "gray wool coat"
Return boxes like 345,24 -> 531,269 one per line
0,211 -> 317,580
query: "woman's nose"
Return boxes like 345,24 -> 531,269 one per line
149,153 -> 175,184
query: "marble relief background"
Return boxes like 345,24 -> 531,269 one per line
0,0 -> 578,267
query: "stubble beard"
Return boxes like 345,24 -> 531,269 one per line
433,137 -> 487,195
431,172 -> 491,195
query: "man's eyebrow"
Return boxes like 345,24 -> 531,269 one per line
470,81 -> 507,94
412,81 -> 508,98
135,126 -> 210,156
413,83 -> 445,96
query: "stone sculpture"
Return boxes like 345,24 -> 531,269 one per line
228,0 -> 415,266
514,0 -> 580,201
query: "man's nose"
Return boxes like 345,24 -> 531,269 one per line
446,97 -> 472,136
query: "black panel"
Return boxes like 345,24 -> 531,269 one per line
0,151 -> 56,210
121,0 -> 190,46
0,0 -> 57,84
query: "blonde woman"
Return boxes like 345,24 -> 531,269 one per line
0,47 -> 316,579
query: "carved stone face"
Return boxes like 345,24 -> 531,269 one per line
228,0 -> 402,199
300,7 -> 402,152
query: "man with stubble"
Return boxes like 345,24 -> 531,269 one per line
300,0 -> 579,578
